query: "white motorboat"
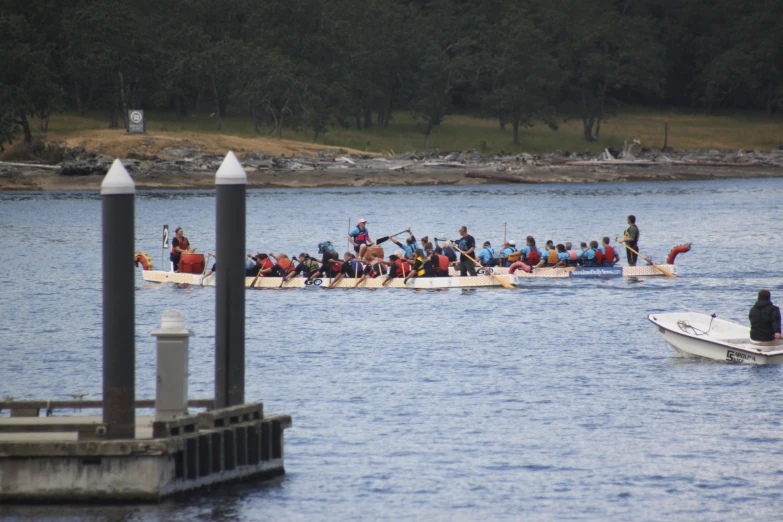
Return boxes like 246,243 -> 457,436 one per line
648,312 -> 783,365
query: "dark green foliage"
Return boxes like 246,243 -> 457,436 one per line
1,0 -> 782,147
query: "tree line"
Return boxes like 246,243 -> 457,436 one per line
1,0 -> 781,150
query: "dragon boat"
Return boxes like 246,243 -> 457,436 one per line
134,244 -> 690,289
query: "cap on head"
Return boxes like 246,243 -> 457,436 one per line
358,219 -> 367,224
509,240 -> 516,246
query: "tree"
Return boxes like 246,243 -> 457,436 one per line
545,0 -> 665,141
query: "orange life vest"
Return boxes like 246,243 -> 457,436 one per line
435,254 -> 450,274
547,249 -> 558,265
172,236 -> 189,253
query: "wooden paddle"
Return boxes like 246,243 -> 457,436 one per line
616,240 -> 675,277
251,255 -> 267,288
453,246 -> 515,289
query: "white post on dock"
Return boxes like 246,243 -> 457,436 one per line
100,159 -> 136,439
215,151 -> 247,408
151,309 -> 192,420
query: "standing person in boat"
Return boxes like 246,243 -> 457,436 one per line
749,290 -> 782,345
170,227 -> 195,272
457,226 -> 477,276
618,215 -> 640,266
348,219 -> 373,259
477,241 -> 496,267
599,237 -> 620,267
391,228 -> 419,259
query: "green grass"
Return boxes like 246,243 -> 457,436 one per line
39,107 -> 783,155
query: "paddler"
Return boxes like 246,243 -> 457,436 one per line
354,253 -> 388,287
431,250 -> 450,277
599,237 -> 620,267
551,244 -> 571,268
390,228 -> 419,258
441,240 -> 457,263
405,249 -> 435,282
477,241 -> 496,267
286,253 -> 322,281
269,253 -> 295,278
381,254 -> 411,286
565,242 -> 580,267
617,215 -> 640,266
348,219 -> 373,259
498,240 -> 518,267
328,252 -> 363,287
170,227 -> 195,272
582,241 -> 600,267
522,236 -> 542,267
457,226 -> 477,276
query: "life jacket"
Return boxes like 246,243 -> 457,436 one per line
393,259 -> 411,278
277,258 -> 294,273
355,228 -> 369,244
547,249 -> 558,265
434,254 -> 450,274
526,246 -> 540,265
171,236 -> 189,253
348,259 -> 363,276
595,249 -> 604,264
506,248 -> 521,263
414,255 -> 426,276
304,258 -> 320,275
318,242 -> 336,255
602,245 -> 615,264
330,260 -> 344,273
568,250 -> 578,261
583,248 -> 597,264
368,261 -> 387,278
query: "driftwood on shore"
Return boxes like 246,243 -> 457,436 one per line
0,161 -> 60,170
464,172 -> 537,183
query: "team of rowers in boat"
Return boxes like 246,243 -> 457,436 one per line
193,216 -> 641,287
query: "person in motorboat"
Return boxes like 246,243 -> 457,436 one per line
348,219 -> 373,258
390,228 -> 419,259
456,226 -> 477,276
477,241 -> 496,267
599,237 -> 620,267
617,215 -> 640,266
749,289 -> 782,346
170,227 -> 195,271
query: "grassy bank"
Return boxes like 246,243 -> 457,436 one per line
8,108 -> 783,158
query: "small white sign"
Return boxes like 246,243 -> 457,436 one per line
162,224 -> 169,249
128,110 -> 145,134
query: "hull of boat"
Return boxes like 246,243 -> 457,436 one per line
458,264 -> 676,278
141,270 -> 509,289
648,312 -> 783,365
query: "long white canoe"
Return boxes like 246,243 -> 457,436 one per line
648,312 -> 783,365
141,263 -> 678,289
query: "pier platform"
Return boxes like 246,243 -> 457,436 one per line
0,400 -> 291,502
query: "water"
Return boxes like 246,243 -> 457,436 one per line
1,179 -> 782,521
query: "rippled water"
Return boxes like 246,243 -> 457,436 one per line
1,179 -> 783,521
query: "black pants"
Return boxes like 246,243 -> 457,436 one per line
626,241 -> 638,265
460,258 -> 477,276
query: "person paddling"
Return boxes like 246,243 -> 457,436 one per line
405,249 -> 435,282
328,252 -> 363,287
381,254 -> 411,286
618,215 -> 640,266
477,241 -> 496,267
286,253 -> 322,281
391,228 -> 419,259
355,253 -> 387,287
599,237 -> 620,267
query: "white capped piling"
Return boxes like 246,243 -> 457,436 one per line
215,151 -> 246,408
152,309 -> 192,420
101,159 -> 136,439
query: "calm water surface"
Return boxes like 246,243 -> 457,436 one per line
1,179 -> 782,521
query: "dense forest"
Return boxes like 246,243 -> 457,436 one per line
1,0 -> 782,149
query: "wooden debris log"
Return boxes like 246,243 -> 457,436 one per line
464,171 -> 538,183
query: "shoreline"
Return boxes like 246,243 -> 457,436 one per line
3,147 -> 783,191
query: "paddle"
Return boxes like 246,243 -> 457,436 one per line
278,254 -> 298,288
616,239 -> 675,277
250,254 -> 267,288
376,230 -> 408,245
453,246 -> 515,289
